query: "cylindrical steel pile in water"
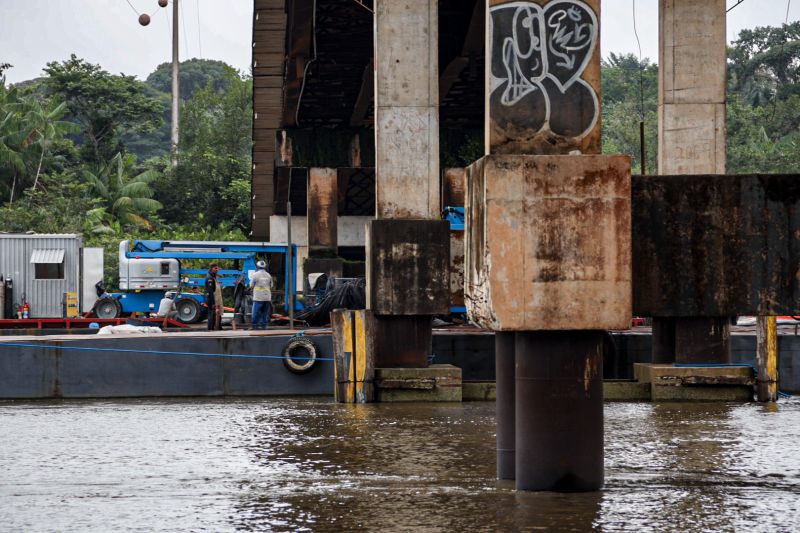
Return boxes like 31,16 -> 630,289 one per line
515,331 -> 604,492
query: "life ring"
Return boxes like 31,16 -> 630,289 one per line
283,336 -> 318,374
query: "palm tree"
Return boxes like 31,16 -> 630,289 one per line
21,98 -> 79,190
0,85 -> 28,203
0,83 -> 78,201
83,152 -> 163,232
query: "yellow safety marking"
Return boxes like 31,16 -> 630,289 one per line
355,311 -> 368,399
767,315 -> 778,399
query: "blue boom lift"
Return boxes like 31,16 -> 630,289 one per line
93,240 -> 302,323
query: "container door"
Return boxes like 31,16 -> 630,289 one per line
81,248 -> 105,313
29,248 -> 67,317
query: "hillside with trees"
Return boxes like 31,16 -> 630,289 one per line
1,23 -> 798,286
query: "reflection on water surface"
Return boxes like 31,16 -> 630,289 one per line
1,398 -> 798,532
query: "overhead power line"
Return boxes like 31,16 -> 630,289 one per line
124,0 -> 140,15
727,0 -> 746,13
196,0 -> 203,58
181,0 -> 190,58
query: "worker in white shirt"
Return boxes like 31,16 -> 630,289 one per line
249,260 -> 273,330
157,291 -> 178,328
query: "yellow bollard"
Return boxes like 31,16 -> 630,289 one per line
756,316 -> 779,402
331,309 -> 375,403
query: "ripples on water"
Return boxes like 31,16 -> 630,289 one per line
1,398 -> 799,532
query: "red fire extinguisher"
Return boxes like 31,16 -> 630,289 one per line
22,302 -> 30,319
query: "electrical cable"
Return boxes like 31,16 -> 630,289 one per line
296,0 -> 318,127
196,0 -> 203,58
124,0 -> 140,15
770,0 -> 793,120
631,0 -> 645,120
632,0 -> 647,173
727,0 -> 746,13
181,0 -> 191,58
164,3 -> 172,43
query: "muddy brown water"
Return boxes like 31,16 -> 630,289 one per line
1,398 -> 798,532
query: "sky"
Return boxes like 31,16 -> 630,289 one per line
1,0 -> 799,84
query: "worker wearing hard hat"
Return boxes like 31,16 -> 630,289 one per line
250,260 -> 273,330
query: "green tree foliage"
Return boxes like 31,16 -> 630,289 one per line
83,152 -> 163,233
152,70 -> 253,231
146,58 -> 237,100
43,55 -> 164,162
728,22 -> 800,104
727,23 -> 800,173
0,82 -> 78,202
601,53 -> 658,174
122,59 -> 239,161
0,172 -> 95,233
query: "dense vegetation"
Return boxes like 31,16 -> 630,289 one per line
0,55 -> 250,284
1,23 -> 798,286
603,22 -> 800,174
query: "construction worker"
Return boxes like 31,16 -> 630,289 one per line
250,260 -> 273,330
156,291 -> 178,328
205,263 -> 223,330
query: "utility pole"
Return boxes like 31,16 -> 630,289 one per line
171,0 -> 180,165
138,0 -> 180,165
287,172 -> 294,329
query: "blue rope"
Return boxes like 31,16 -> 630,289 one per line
0,342 -> 334,362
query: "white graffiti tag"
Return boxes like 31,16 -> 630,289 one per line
490,0 -> 599,139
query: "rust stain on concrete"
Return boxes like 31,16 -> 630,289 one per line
465,154 -> 632,331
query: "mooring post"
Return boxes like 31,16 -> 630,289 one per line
656,0 -> 730,364
465,0 -> 630,492
756,316 -> 779,402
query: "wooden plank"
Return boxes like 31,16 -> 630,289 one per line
252,53 -> 284,65
252,152 -> 276,164
254,129 -> 280,142
254,88 -> 283,100
254,0 -> 285,10
254,77 -> 284,89
253,43 -> 286,54
253,66 -> 284,76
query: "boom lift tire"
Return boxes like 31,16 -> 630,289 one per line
94,297 -> 122,319
175,298 -> 201,324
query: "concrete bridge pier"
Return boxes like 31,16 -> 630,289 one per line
653,0 -> 730,364
466,0 -> 631,493
367,0 -> 450,370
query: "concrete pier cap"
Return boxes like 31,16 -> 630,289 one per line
465,154 -> 632,332
474,0 -> 628,493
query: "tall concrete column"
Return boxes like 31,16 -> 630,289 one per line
370,0 -> 449,368
657,0 -> 730,364
307,168 -> 338,256
374,0 -> 439,219
467,0 -> 629,492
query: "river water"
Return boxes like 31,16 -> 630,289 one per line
1,398 -> 798,532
